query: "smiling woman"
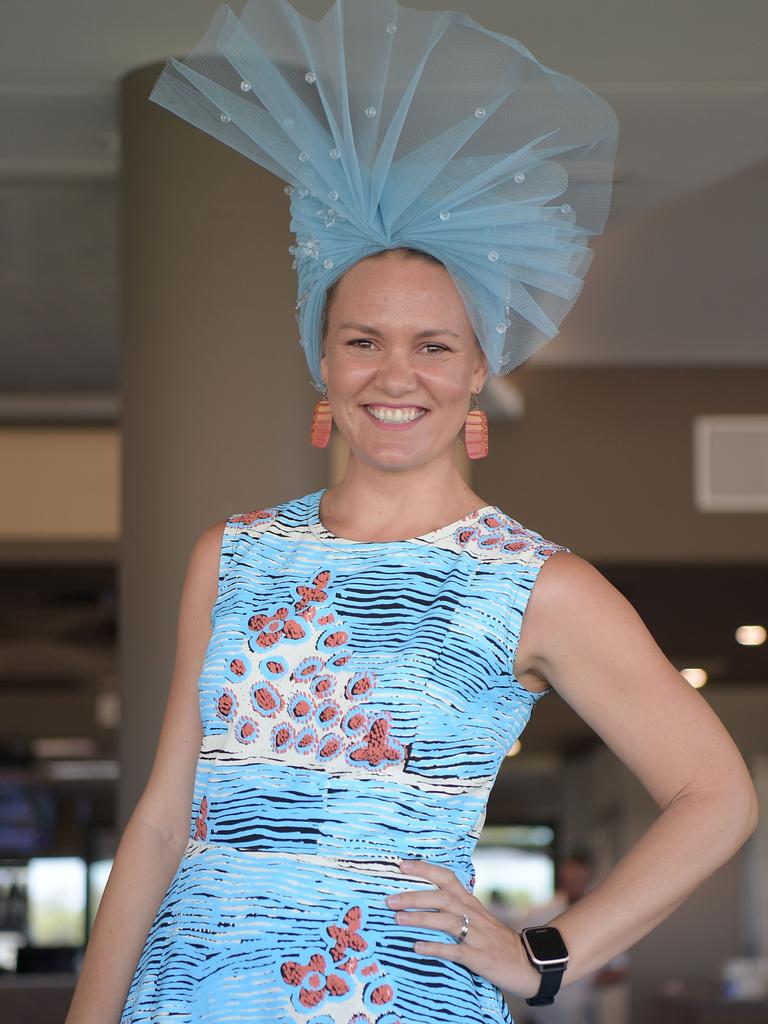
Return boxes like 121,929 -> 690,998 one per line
314,247 -> 492,510
65,2 -> 759,1023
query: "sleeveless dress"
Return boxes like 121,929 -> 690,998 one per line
121,487 -> 570,1024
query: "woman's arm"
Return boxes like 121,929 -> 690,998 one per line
513,551 -> 759,988
64,815 -> 189,1024
64,518 -> 229,1024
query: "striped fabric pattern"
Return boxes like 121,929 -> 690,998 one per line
121,488 -> 570,1023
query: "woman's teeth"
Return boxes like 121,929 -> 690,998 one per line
366,405 -> 427,423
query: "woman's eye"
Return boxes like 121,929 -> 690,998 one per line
345,338 -> 449,353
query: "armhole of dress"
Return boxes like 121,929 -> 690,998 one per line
210,514 -> 244,627
507,540 -> 572,705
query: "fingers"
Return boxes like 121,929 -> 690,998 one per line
396,859 -> 470,902
387,888 -> 450,910
393,860 -> 477,957
394,908 -> 465,934
413,937 -> 466,958
400,859 -> 466,893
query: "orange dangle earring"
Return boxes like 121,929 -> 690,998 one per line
463,391 -> 489,459
310,387 -> 333,448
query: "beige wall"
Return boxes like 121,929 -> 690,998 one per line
476,366 -> 768,562
0,426 -> 119,540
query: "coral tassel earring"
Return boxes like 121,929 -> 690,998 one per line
310,390 -> 333,448
464,392 -> 489,460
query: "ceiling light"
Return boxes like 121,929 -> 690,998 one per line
735,624 -> 766,646
680,667 -> 708,688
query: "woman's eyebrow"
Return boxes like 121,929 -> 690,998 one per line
338,321 -> 460,338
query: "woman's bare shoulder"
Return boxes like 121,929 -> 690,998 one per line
513,551 -> 604,687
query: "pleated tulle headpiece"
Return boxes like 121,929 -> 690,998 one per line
148,0 -> 619,391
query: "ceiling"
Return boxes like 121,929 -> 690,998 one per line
1,0 -> 767,392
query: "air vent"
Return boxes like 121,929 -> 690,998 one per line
693,415 -> 768,512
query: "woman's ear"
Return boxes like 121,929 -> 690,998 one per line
473,346 -> 490,392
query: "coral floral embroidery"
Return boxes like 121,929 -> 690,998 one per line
248,605 -> 307,648
231,508 -> 278,526
216,567 -> 410,774
349,716 -> 404,769
193,795 -> 208,840
451,510 -> 568,558
215,686 -> 237,723
279,903 -> 401,1020
296,569 -> 332,613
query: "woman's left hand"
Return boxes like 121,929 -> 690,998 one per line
389,858 -> 542,998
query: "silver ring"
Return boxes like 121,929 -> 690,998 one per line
457,912 -> 470,943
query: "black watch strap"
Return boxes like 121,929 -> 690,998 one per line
525,962 -> 567,1006
521,926 -> 569,1007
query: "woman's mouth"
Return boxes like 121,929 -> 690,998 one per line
364,404 -> 428,426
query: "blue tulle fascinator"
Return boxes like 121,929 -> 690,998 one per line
148,0 -> 619,391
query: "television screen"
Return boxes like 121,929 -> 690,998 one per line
0,783 -> 56,857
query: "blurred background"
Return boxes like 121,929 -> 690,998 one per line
0,1 -> 767,1021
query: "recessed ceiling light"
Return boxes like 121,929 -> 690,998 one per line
735,625 -> 766,646
680,668 -> 708,688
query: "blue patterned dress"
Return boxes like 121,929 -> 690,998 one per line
121,487 -> 570,1024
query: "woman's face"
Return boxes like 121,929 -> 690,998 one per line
320,252 -> 488,471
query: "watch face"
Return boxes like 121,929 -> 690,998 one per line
523,927 -> 569,964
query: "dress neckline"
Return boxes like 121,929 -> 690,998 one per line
306,487 -> 500,546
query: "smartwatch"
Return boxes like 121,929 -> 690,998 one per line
520,925 -> 569,1006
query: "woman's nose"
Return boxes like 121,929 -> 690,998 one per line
373,350 -> 419,391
